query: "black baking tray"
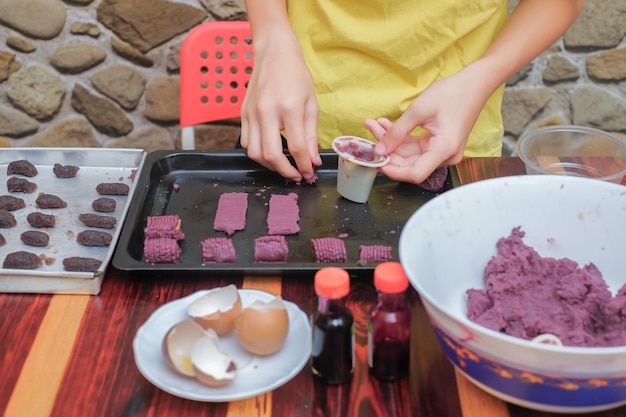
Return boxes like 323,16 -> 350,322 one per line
113,150 -> 456,276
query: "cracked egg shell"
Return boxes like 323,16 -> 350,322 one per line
162,319 -> 219,377
187,284 -> 242,335
235,295 -> 290,356
191,335 -> 237,387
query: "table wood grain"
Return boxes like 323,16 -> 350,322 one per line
1,157 -> 625,417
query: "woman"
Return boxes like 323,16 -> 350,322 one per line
240,0 -> 585,185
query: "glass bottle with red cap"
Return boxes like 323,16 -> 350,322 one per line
368,261 -> 411,380
311,267 -> 354,384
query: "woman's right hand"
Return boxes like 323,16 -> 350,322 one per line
240,28 -> 321,183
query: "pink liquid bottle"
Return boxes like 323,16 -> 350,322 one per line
368,262 -> 411,380
311,267 -> 354,384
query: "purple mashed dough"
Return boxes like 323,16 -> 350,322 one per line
419,166 -> 448,192
466,227 -> 626,347
337,142 -> 376,162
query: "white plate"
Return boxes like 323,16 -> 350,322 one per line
133,289 -> 312,402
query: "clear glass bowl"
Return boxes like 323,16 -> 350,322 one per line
516,125 -> 626,183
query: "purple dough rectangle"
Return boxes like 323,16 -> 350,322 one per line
144,214 -> 184,240
214,192 -> 248,236
311,237 -> 347,263
267,193 -> 300,235
144,237 -> 181,264
201,237 -> 237,263
254,235 -> 288,263
359,245 -> 393,263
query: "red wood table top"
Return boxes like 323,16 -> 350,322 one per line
2,157 -> 625,417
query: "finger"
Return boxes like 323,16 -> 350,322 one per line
376,118 -> 393,129
261,120 -> 303,182
364,118 -> 387,142
367,118 -> 393,154
239,101 -> 250,148
380,151 -> 443,185
244,123 -> 273,170
381,105 -> 425,153
304,99 -> 322,168
282,112 -> 315,182
414,129 -> 433,149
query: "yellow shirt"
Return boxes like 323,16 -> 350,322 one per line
287,0 -> 507,156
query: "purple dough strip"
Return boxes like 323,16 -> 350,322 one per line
254,235 -> 288,263
201,237 -> 237,263
311,237 -> 347,263
267,193 -> 300,235
214,192 -> 248,236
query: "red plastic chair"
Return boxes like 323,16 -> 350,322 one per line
180,21 -> 253,150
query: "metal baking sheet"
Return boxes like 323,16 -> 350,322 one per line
114,150 -> 454,276
0,148 -> 146,294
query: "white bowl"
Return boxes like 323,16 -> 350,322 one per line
399,175 -> 626,414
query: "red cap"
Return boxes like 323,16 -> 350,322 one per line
314,267 -> 350,299
374,262 -> 409,293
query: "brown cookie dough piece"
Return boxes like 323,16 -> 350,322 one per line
7,176 -> 37,193
96,182 -> 129,196
0,209 -> 17,228
77,230 -> 112,246
63,256 -> 102,272
36,193 -> 67,209
53,163 -> 80,178
20,230 -> 49,247
78,213 -> 117,229
27,212 -> 56,228
7,160 -> 37,177
91,197 -> 116,213
3,251 -> 42,269
0,233 -> 5,246
0,195 -> 26,211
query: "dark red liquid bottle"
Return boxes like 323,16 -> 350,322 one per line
368,262 -> 411,380
311,267 -> 354,384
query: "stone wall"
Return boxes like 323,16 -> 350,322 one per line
503,0 -> 626,154
0,0 -> 624,155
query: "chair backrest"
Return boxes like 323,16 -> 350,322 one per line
180,21 -> 253,128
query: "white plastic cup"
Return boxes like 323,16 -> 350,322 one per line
332,136 -> 390,203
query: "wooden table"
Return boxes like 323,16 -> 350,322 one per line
1,157 -> 625,417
